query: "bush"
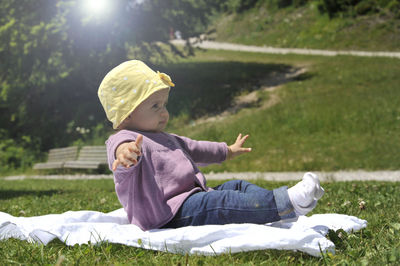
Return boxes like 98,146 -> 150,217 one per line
221,0 -> 310,12
277,0 -> 294,8
0,130 -> 39,173
317,0 -> 355,17
237,0 -> 260,12
387,0 -> 400,17
275,0 -> 310,8
220,0 -> 260,13
355,0 -> 379,15
316,0 -> 400,17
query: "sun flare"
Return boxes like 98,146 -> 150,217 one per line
84,0 -> 109,15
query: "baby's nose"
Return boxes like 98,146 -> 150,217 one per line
160,107 -> 169,116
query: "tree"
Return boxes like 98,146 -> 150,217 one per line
0,0 -> 220,152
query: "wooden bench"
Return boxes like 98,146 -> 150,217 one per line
64,145 -> 108,169
33,146 -> 79,170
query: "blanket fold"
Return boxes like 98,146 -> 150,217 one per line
0,209 -> 366,257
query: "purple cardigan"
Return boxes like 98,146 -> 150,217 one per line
106,130 -> 228,230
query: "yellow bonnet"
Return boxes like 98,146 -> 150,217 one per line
98,60 -> 175,129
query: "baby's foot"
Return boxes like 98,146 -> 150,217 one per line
287,172 -> 325,216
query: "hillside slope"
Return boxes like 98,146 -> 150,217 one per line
210,2 -> 400,51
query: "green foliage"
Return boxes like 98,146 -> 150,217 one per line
219,0 -> 260,13
316,0 -> 400,17
232,0 -> 397,18
388,0 -> 400,17
213,0 -> 400,51
1,0 -> 400,174
220,0 -> 310,11
316,0 -> 360,18
0,0 -> 220,155
276,0 -> 310,8
355,0 -> 379,15
0,130 -> 40,173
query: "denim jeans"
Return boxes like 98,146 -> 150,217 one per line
162,180 -> 296,228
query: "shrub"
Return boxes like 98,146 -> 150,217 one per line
275,0 -> 310,8
315,0 -> 400,17
0,130 -> 39,173
221,0 -> 310,12
355,0 -> 379,15
387,0 -> 400,17
220,0 -> 260,13
317,0 -> 356,17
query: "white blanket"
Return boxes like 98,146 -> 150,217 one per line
0,209 -> 366,257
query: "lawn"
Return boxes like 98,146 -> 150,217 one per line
163,49 -> 400,173
212,3 -> 400,51
0,178 -> 399,264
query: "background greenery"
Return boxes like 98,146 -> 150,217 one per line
0,0 -> 399,174
0,0 -> 221,173
165,50 -> 400,172
212,0 -> 400,50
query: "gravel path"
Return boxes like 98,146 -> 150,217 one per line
3,170 -> 400,182
171,40 -> 400,59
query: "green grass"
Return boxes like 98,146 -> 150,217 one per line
163,49 -> 400,172
1,178 -> 399,264
8,39 -> 398,176
212,3 -> 400,51
16,48 -> 399,175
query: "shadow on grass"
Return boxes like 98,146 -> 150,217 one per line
0,189 -> 60,200
163,61 -> 310,119
33,165 -> 112,176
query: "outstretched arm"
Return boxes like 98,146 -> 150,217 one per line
227,133 -> 252,160
112,134 -> 143,171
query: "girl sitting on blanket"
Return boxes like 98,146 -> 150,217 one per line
98,60 -> 325,231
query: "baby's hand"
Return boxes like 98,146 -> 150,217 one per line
112,134 -> 143,171
227,133 -> 252,160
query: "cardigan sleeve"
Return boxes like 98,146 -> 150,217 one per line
172,134 -> 228,166
105,130 -> 143,175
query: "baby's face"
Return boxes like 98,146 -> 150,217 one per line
120,88 -> 170,132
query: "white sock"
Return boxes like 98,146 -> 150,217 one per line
288,172 -> 325,216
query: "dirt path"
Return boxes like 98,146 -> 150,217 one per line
171,40 -> 400,59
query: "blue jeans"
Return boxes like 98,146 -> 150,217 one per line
162,180 -> 296,228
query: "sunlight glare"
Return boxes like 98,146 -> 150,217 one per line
84,0 -> 109,15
